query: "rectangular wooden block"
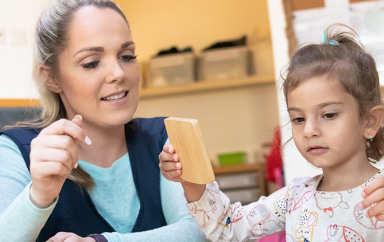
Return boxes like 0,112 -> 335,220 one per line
164,117 -> 215,184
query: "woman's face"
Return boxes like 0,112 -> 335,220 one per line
52,6 -> 140,129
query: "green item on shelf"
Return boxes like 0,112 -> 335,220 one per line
218,152 -> 246,166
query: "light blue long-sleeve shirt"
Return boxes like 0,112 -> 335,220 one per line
0,135 -> 207,241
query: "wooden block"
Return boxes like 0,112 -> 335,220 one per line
164,117 -> 215,184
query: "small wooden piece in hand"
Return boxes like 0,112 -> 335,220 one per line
164,117 -> 215,184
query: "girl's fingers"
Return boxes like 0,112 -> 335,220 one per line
366,201 -> 384,219
362,176 -> 384,198
164,143 -> 175,153
361,177 -> 384,209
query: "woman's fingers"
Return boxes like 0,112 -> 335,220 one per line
40,117 -> 90,145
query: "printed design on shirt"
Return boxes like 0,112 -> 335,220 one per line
324,224 -> 365,242
218,205 -> 231,228
315,191 -> 349,217
286,181 -> 314,214
274,194 -> 288,218
295,210 -> 318,242
189,184 -> 220,228
247,204 -> 282,237
361,170 -> 383,188
353,203 -> 384,229
231,202 -> 245,223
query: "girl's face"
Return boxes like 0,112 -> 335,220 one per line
51,6 -> 140,129
287,76 -> 368,172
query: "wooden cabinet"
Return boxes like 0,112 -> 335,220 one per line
213,163 -> 267,204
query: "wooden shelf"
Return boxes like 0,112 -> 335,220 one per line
0,75 -> 275,107
213,162 -> 267,196
140,74 -> 275,99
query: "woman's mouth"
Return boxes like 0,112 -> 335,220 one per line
101,91 -> 128,101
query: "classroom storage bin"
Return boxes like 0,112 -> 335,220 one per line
215,172 -> 258,189
199,46 -> 250,81
218,151 -> 246,166
147,53 -> 196,87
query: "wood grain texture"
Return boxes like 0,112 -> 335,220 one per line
164,117 -> 215,184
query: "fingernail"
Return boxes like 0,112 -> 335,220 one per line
176,162 -> 181,168
74,162 -> 78,169
358,202 -> 364,210
361,191 -> 367,198
75,115 -> 83,120
85,136 -> 92,145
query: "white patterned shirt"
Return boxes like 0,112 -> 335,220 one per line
187,170 -> 384,242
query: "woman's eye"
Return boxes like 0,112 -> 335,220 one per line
82,61 -> 99,69
121,55 -> 137,62
323,113 -> 337,119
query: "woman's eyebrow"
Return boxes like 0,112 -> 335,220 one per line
74,46 -> 104,57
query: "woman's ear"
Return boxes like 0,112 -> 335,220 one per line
364,105 -> 384,139
40,65 -> 62,93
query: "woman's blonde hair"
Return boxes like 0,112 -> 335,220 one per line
15,0 -> 129,189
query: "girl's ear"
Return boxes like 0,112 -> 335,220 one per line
40,65 -> 62,93
364,105 -> 384,139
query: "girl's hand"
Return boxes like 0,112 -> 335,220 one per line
29,115 -> 90,208
360,176 -> 384,221
47,232 -> 96,242
159,143 -> 206,202
159,143 -> 184,183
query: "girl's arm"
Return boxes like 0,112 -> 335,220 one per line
0,135 -> 57,242
159,143 -> 286,241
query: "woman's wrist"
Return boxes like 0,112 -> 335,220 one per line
87,234 -> 108,242
29,184 -> 56,208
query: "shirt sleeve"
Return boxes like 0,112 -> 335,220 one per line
103,174 -> 208,242
186,182 -> 287,241
0,135 -> 57,242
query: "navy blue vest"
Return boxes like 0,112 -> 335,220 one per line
1,117 -> 168,241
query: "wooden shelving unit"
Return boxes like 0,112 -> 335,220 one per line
140,74 -> 275,99
213,162 -> 268,200
0,75 -> 275,106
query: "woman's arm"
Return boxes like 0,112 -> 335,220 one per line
0,135 -> 57,242
102,174 -> 207,241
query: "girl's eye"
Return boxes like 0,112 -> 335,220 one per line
291,117 -> 305,124
121,55 -> 137,62
82,61 -> 99,69
323,113 -> 337,119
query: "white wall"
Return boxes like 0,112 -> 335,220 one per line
267,0 -> 321,184
0,0 -> 51,99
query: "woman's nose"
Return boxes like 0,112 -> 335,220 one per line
106,60 -> 125,83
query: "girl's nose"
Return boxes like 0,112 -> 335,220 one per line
303,118 -> 319,138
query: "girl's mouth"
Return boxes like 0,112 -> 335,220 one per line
100,91 -> 128,101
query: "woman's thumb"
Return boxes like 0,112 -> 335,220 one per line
72,115 -> 83,127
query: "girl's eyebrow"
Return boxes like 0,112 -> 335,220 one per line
287,102 -> 344,112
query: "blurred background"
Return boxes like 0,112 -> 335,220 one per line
1,0 -> 384,208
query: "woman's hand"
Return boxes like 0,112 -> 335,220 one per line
159,143 -> 184,183
360,176 -> 384,221
29,115 -> 90,208
48,232 -> 96,242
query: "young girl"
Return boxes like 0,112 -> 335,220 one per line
159,25 -> 384,241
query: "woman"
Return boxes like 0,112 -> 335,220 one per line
0,0 -> 206,241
